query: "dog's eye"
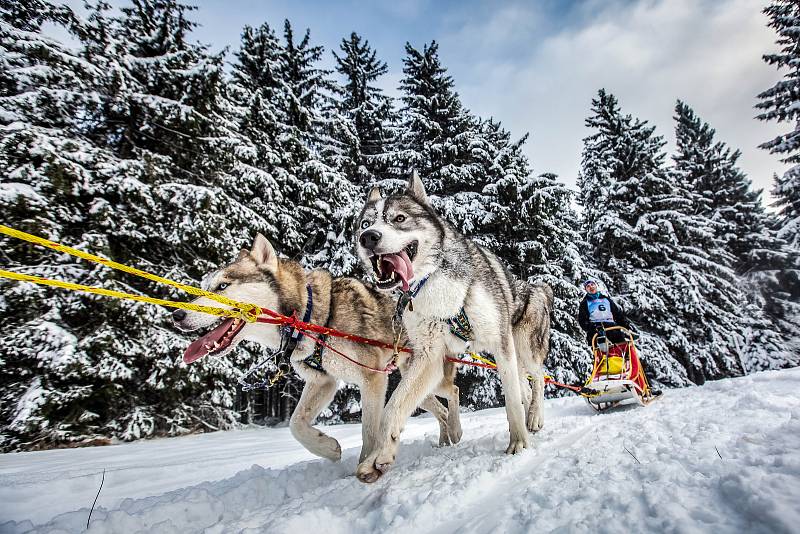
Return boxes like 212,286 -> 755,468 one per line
217,283 -> 229,291
360,220 -> 371,229
394,215 -> 406,224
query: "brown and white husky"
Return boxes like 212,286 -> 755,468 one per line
173,234 -> 462,468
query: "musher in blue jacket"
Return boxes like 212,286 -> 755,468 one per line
577,279 -> 632,346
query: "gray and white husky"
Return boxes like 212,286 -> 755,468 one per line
172,234 -> 461,469
354,171 -> 553,483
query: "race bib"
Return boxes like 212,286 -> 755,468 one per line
588,298 -> 614,323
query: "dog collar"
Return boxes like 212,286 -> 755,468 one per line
409,274 -> 430,298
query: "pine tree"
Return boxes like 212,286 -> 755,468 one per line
278,20 -> 359,276
755,0 -> 800,353
331,32 -> 394,187
757,0 -> 800,249
516,173 -> 594,389
0,0 -> 122,450
672,101 -> 799,369
395,41 -> 490,236
0,0 -> 272,450
673,101 -> 784,273
229,22 -> 304,256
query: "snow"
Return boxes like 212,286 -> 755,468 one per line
2,367 -> 799,533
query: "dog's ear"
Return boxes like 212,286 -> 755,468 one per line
236,248 -> 249,262
251,233 -> 278,271
407,170 -> 427,203
366,186 -> 381,203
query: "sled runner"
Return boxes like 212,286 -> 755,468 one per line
583,326 -> 661,411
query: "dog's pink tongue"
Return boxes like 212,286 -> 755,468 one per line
183,318 -> 234,364
381,251 -> 414,291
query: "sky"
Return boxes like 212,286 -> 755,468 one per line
62,0 -> 788,205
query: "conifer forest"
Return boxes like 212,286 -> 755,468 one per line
1,0 -> 799,451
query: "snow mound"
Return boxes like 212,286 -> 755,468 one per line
2,368 -> 799,533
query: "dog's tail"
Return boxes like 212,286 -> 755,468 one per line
533,281 -> 554,317
511,279 -> 554,326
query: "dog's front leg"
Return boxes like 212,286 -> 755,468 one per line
359,373 -> 388,462
289,374 -> 341,461
356,346 -> 444,483
494,330 -> 530,454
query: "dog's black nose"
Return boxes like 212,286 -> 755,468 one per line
172,309 -> 187,322
359,229 -> 382,250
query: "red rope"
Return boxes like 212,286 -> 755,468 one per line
255,307 -> 583,392
298,330 -> 397,374
255,308 -> 412,354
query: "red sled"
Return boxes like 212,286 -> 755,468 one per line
583,326 -> 661,411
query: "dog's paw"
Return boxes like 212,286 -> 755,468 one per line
356,466 -> 383,483
447,421 -> 463,444
374,449 -> 396,472
356,453 -> 391,484
526,412 -> 544,433
318,438 -> 342,462
438,431 -> 452,447
505,433 -> 529,454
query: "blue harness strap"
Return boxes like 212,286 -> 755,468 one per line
299,285 -> 329,374
394,274 -> 431,323
280,284 -> 315,361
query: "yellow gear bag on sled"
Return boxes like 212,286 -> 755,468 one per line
596,356 -> 625,375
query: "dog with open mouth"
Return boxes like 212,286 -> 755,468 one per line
173,234 -> 462,466
354,171 -> 554,483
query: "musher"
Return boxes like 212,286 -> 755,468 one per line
577,279 -> 633,345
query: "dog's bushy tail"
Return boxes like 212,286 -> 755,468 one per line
533,281 -> 554,317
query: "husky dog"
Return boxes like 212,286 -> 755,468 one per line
354,171 -> 553,483
172,234 -> 461,466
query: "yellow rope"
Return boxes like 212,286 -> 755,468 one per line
467,351 -> 497,367
0,225 -> 261,321
0,269 -> 244,319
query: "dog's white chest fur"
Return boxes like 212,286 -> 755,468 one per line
402,275 -> 500,355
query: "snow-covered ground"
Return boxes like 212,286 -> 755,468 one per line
2,367 -> 799,533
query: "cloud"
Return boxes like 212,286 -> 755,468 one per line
445,0 -> 787,203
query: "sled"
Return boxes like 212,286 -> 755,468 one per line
584,326 -> 661,411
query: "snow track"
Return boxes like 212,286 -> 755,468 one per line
2,368 -> 799,533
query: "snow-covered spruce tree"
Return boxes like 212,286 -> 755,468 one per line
672,101 -> 798,370
578,89 -> 750,385
331,32 -> 395,187
84,0 -> 278,439
756,0 -> 800,348
278,20 -> 359,278
0,0 -> 126,450
0,0 -> 272,451
515,172 -> 594,391
757,0 -> 800,250
673,101 -> 784,274
229,22 -> 304,256
394,41 -> 490,237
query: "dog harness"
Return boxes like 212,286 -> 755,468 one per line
299,285 -> 330,374
447,307 -> 475,342
303,333 -> 327,372
394,274 -> 475,342
281,284 -> 326,372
